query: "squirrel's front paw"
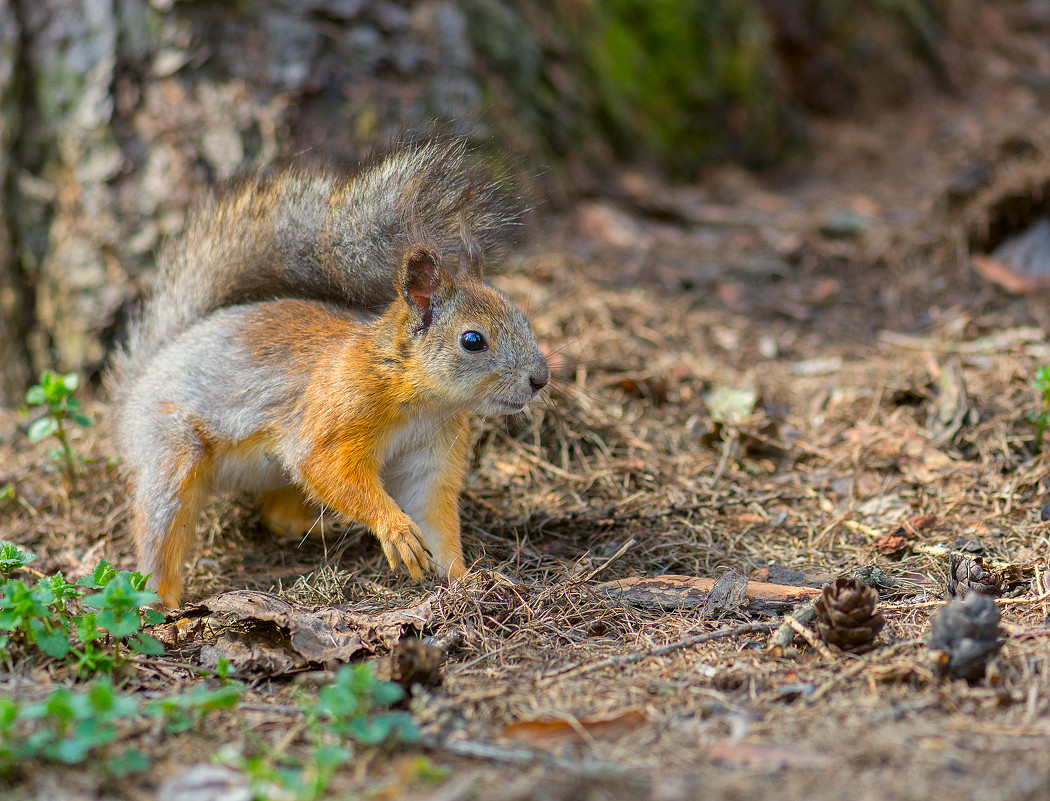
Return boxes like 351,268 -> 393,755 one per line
379,520 -> 433,580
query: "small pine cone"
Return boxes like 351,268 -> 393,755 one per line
813,577 -> 886,653
928,592 -> 1005,682
948,553 -> 1000,596
374,637 -> 445,689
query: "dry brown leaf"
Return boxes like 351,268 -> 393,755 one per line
183,590 -> 433,675
873,513 -> 937,555
617,376 -> 669,405
500,708 -> 649,744
702,568 -> 749,618
972,253 -> 1050,294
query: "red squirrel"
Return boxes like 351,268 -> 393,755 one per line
112,140 -> 549,607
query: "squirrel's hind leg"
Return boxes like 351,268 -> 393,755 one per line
259,486 -> 322,538
133,455 -> 210,609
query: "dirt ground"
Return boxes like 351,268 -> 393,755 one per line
12,57 -> 1050,801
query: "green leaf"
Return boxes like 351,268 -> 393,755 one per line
347,715 -> 396,745
27,416 -> 58,443
820,209 -> 875,238
34,627 -> 71,659
312,743 -> 352,768
62,373 -> 79,392
129,633 -> 164,656
78,560 -> 117,589
0,541 -> 37,578
106,749 -> 150,776
140,607 -> 165,626
37,573 -> 80,609
96,607 -> 143,638
25,385 -> 46,405
52,737 -> 92,764
127,571 -> 151,592
369,679 -> 404,707
68,412 -> 93,428
74,611 -> 100,643
72,642 -> 115,676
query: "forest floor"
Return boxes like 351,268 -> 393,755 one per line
10,73 -> 1050,801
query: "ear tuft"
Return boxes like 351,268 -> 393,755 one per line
459,215 -> 484,280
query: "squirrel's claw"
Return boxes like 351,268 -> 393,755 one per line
381,521 -> 431,580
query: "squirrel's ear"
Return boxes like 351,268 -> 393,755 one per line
399,244 -> 448,328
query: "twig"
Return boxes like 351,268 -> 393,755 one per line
881,586 -> 1050,613
581,538 -> 636,583
782,614 -> 836,660
536,621 -> 776,685
879,598 -> 948,611
912,543 -> 1014,570
998,587 -> 1050,606
708,431 -> 737,490
420,736 -> 638,778
238,702 -> 301,715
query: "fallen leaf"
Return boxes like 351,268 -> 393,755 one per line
183,590 -> 433,675
617,376 -> 669,406
501,708 -> 648,744
803,277 -> 841,305
971,253 -> 1050,294
576,201 -> 646,249
702,569 -> 748,618
867,662 -> 933,686
873,513 -> 937,556
706,386 -> 757,422
898,436 -> 955,484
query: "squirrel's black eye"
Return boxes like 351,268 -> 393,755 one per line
460,330 -> 488,352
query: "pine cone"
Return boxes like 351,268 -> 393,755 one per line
928,592 -> 1005,682
375,637 -> 444,689
947,553 -> 1000,596
813,577 -> 886,653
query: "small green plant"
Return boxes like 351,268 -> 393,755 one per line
0,557 -> 164,673
315,663 -> 418,746
224,663 -> 418,801
0,676 -> 248,779
148,684 -> 244,734
0,576 -> 71,658
25,370 -> 93,487
1033,366 -> 1050,451
0,558 -> 420,795
0,540 -> 36,580
0,678 -> 145,776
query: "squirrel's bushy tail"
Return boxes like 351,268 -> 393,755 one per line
116,138 -> 522,381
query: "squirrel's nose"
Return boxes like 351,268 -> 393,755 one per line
529,364 -> 550,395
